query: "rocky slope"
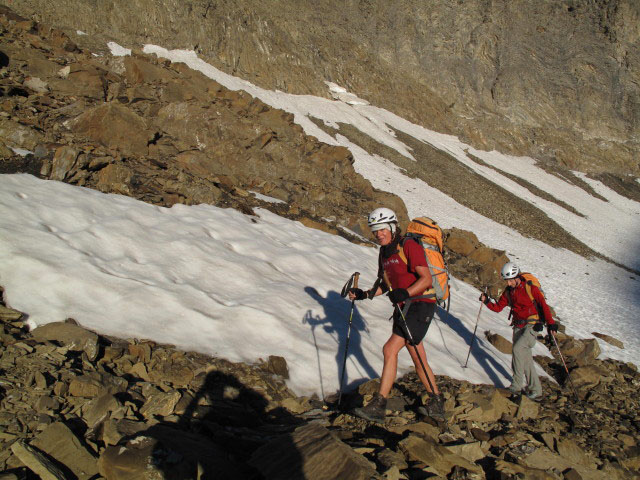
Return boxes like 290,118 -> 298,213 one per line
4,0 -> 639,177
0,5 -> 405,240
0,5 -> 544,293
0,291 -> 638,479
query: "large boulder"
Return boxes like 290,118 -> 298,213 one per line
570,364 -> 609,391
485,331 -> 512,355
574,338 -> 601,366
124,55 -> 176,85
445,228 -> 479,256
68,102 -> 152,156
591,332 -> 624,349
50,145 -> 80,181
31,321 -> 99,361
0,118 -> 43,150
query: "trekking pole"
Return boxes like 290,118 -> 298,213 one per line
549,332 -> 579,400
338,272 -> 360,406
383,273 -> 437,395
463,286 -> 487,368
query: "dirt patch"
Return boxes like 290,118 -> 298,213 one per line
537,163 -> 608,202
587,172 -> 640,203
465,151 -> 585,218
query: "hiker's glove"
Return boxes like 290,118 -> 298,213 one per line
533,322 -> 544,332
388,288 -> 409,304
479,293 -> 490,305
348,288 -> 367,301
547,323 -> 558,333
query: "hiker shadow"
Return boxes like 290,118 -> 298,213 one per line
116,370 -> 307,479
435,307 -> 511,387
303,286 -> 378,400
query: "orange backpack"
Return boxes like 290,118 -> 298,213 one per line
520,273 -> 544,302
396,217 -> 450,310
507,272 -> 546,321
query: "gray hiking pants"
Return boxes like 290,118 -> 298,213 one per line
511,324 -> 542,397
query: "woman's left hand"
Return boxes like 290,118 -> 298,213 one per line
388,288 -> 409,304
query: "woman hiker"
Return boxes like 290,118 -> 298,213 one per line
348,207 -> 444,423
479,262 -> 557,400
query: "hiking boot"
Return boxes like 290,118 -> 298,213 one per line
418,393 -> 445,420
353,393 -> 387,424
506,386 -> 522,399
525,391 -> 541,402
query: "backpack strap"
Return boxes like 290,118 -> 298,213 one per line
374,251 -> 388,295
394,238 -> 436,300
508,278 -> 541,324
524,280 -> 545,322
506,288 -> 514,324
524,280 -> 535,303
395,237 -> 409,265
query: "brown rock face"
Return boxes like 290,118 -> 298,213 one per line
68,103 -> 151,157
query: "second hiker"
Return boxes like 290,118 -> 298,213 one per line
348,207 -> 444,423
479,262 -> 558,400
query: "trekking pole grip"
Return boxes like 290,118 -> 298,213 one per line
382,272 -> 391,290
353,272 -> 360,289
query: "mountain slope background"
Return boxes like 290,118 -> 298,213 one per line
1,6 -> 640,478
0,3 -> 638,366
5,0 -> 640,178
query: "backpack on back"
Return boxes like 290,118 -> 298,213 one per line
520,273 -> 545,302
507,272 -> 546,322
396,217 -> 450,310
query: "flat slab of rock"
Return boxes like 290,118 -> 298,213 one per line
31,322 -> 99,361
249,422 -> 379,480
485,331 -> 512,354
0,305 -> 24,321
30,422 -> 98,480
592,332 -> 624,349
399,433 -> 485,478
10,440 -> 68,480
453,389 -> 516,423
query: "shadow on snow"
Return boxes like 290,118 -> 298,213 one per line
303,286 -> 378,400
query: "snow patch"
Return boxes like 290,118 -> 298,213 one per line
9,147 -> 33,157
250,191 -> 286,204
108,41 -> 131,57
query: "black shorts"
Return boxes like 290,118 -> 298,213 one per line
392,301 -> 435,344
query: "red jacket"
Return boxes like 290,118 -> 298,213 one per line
487,277 -> 554,327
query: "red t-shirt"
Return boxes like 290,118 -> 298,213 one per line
380,239 -> 434,304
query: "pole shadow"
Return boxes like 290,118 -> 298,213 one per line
435,307 -> 511,387
303,287 -> 378,401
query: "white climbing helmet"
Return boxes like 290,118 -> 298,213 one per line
368,208 -> 398,232
501,262 -> 520,280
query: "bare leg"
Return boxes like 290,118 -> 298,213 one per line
378,334 -> 406,398
406,340 -> 439,395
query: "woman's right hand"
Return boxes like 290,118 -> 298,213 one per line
348,288 -> 367,301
